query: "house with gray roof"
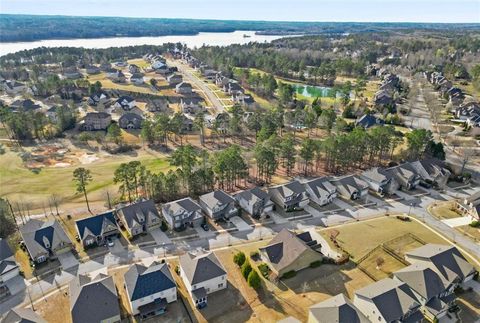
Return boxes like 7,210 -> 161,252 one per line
124,262 -> 177,318
113,96 -> 136,111
387,163 -> 421,191
360,167 -> 399,196
83,112 -> 111,131
70,274 -> 120,323
353,278 -> 423,323
161,197 -> 204,230
179,251 -> 227,308
116,199 -> 161,237
235,187 -> 274,218
75,211 -> 119,248
167,73 -> 183,86
355,114 -> 385,129
409,159 -> 451,188
198,190 -> 238,221
1,308 -> 47,323
2,80 -> 26,95
330,175 -> 369,200
20,219 -> 73,264
393,263 -> 456,321
175,82 -> 193,95
259,228 -> 322,277
268,180 -> 309,211
308,293 -> 369,323
130,73 -> 145,85
0,239 -> 19,287
304,177 -> 337,206
405,244 -> 476,285
119,113 -> 144,129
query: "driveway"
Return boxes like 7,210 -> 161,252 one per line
150,228 -> 172,245
442,217 -> 472,228
303,204 -> 324,217
265,210 -> 288,224
332,198 -> 354,212
195,226 -> 216,239
229,216 -> 252,232
394,190 -> 416,201
57,251 -> 79,270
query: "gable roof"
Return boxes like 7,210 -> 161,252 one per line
405,244 -> 475,282
304,177 -> 336,199
356,114 -> 385,129
117,199 -> 160,230
20,219 -> 71,259
235,187 -> 269,204
69,274 -> 120,323
75,211 -> 117,240
179,251 -> 226,285
393,263 -> 451,300
259,229 -> 320,273
331,175 -> 368,196
162,197 -> 201,216
1,308 -> 47,323
309,294 -> 369,323
0,238 -> 13,262
355,278 -> 420,322
124,262 -> 175,301
199,190 -> 235,210
270,180 -> 306,198
361,167 -> 390,183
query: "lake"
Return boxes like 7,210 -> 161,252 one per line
293,84 -> 337,98
0,30 -> 289,56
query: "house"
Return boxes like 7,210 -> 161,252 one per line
10,99 -> 40,112
355,114 -> 385,129
202,69 -> 218,81
409,159 -> 451,188
259,229 -> 322,277
114,96 -> 136,111
124,262 -> 177,318
304,177 -> 337,206
161,197 -> 204,230
119,113 -> 144,129
404,244 -> 477,285
1,308 -> 47,323
268,180 -> 309,211
231,92 -> 255,106
85,65 -> 100,75
2,80 -> 26,94
0,239 -> 19,286
330,175 -> 369,200
45,106 -> 59,122
147,99 -> 169,113
114,61 -> 127,67
235,187 -> 274,218
20,219 -> 73,264
63,68 -> 82,80
179,251 -> 227,308
353,278 -> 423,323
360,167 -> 399,195
108,70 -> 126,83
456,190 -> 480,220
374,90 -> 394,108
130,73 -> 144,85
175,82 -> 193,94
116,199 -> 162,237
75,211 -> 119,248
70,274 -> 121,323
83,112 -> 111,131
308,293 -> 369,323
152,61 -> 167,70
388,163 -> 421,190
87,91 -> 109,106
393,263 -> 456,321
199,190 -> 238,221
179,114 -> 194,132
222,82 -> 243,95
166,73 -> 183,86
180,99 -> 204,115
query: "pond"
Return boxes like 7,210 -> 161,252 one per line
292,84 -> 337,98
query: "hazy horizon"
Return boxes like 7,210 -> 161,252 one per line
1,0 -> 479,23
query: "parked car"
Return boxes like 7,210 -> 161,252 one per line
107,237 -> 114,247
201,223 -> 209,231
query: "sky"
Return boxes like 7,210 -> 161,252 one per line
1,0 -> 479,23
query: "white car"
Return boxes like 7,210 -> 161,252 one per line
107,238 -> 114,247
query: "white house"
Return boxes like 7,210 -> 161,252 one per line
179,251 -> 227,308
303,177 -> 337,206
124,262 -> 177,319
2,80 -> 26,94
0,239 -> 20,286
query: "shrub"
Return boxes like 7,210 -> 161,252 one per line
281,270 -> 297,279
258,263 -> 270,278
309,260 -> 322,268
233,251 -> 246,267
250,251 -> 260,260
469,221 -> 480,228
247,270 -> 262,289
241,261 -> 252,279
160,221 -> 168,232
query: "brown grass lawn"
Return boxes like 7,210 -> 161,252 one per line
8,233 -> 33,278
34,287 -> 72,323
429,201 -> 462,220
110,267 -> 134,320
457,225 -> 480,241
358,247 -> 406,281
319,216 -> 445,261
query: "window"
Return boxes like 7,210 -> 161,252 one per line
378,316 -> 381,321
218,283 -> 223,288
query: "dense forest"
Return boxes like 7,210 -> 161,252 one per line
1,14 -> 479,42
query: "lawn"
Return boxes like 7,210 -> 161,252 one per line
319,216 -> 445,260
429,201 -> 462,220
357,247 -> 407,281
0,147 -> 172,212
34,287 -> 72,323
457,224 -> 480,241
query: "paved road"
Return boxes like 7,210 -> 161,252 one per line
168,59 -> 226,113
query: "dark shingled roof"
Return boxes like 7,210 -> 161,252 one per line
124,262 -> 175,301
180,251 -> 226,285
75,211 -> 117,240
0,238 -> 13,261
1,308 -> 47,323
309,293 -> 369,323
117,199 -> 160,230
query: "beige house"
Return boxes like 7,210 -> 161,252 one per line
259,229 -> 322,277
456,191 -> 480,220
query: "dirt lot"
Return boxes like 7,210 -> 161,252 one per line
34,287 -> 72,323
429,201 -> 462,220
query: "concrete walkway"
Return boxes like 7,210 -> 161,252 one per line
442,217 -> 472,228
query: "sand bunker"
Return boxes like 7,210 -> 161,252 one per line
79,153 -> 99,164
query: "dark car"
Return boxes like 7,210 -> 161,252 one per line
201,223 -> 209,231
